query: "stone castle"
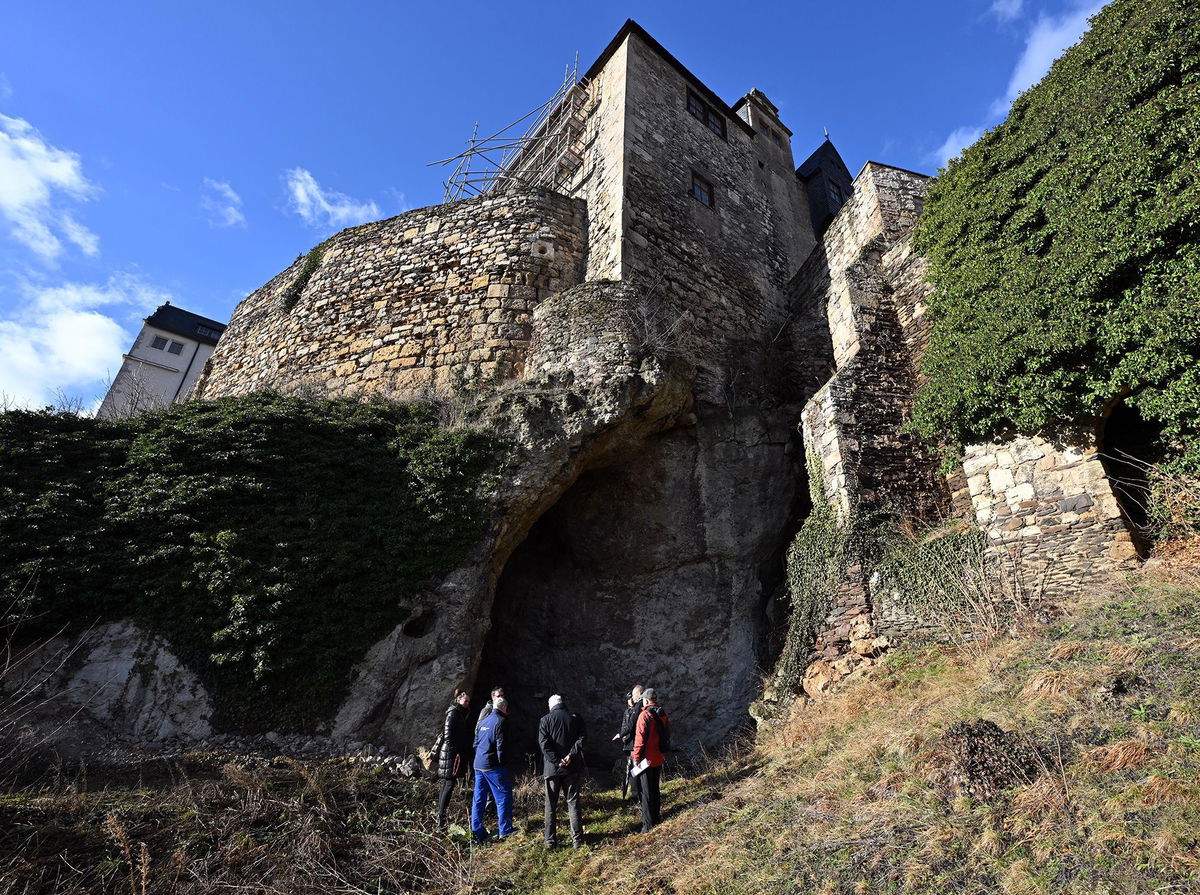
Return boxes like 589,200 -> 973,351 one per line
187,21 -> 1139,754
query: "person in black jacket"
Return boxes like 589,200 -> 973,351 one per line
613,684 -> 644,800
538,694 -> 587,849
476,685 -> 505,730
434,688 -> 472,829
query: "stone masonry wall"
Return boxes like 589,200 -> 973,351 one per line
798,163 -> 948,525
963,437 -> 1138,595
618,33 -> 817,404
571,41 -> 627,281
796,163 -> 1139,695
192,190 -> 585,400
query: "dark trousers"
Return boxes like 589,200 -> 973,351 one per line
544,773 -> 583,846
638,765 -> 661,832
626,755 -> 642,801
436,777 -> 457,826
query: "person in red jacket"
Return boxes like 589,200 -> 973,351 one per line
631,688 -> 670,832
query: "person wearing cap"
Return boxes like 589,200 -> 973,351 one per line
538,694 -> 587,849
631,687 -> 670,833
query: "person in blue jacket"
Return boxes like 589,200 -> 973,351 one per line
470,696 -> 514,842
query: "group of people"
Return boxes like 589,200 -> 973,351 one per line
431,683 -> 671,847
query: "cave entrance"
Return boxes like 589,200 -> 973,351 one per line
475,412 -> 807,772
1098,401 -> 1165,558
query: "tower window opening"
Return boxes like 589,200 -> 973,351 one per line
686,90 -> 727,139
690,171 -> 715,208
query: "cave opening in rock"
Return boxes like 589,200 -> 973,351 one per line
1098,401 -> 1165,558
475,412 -> 808,773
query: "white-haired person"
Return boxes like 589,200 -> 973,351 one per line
537,694 -> 587,849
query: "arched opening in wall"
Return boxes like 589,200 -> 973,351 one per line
474,412 -> 807,773
1098,401 -> 1165,558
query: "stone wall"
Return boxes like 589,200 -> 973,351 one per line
794,162 -> 1140,694
618,32 -> 817,403
192,190 -> 586,400
798,163 -> 951,527
964,436 -> 1138,594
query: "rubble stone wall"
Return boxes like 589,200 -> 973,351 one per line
192,190 -> 586,400
963,436 -> 1139,594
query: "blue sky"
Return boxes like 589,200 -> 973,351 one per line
0,0 -> 1105,409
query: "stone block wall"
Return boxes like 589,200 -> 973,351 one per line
617,32 -> 817,403
797,163 -> 951,527
794,162 -> 1140,694
964,436 -> 1138,595
192,190 -> 586,400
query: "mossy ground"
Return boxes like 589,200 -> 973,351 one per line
4,560 -> 1200,893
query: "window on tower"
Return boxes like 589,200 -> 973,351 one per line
690,171 -> 715,208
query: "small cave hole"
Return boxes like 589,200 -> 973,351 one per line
402,609 -> 436,638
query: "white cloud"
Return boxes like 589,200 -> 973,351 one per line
0,114 -> 99,261
285,167 -> 380,229
201,177 -> 246,228
991,1 -> 1105,114
0,273 -> 169,409
989,0 -> 1024,23
932,126 -> 984,168
932,1 -> 1103,167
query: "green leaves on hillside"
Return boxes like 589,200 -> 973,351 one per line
0,394 -> 499,729
913,0 -> 1200,468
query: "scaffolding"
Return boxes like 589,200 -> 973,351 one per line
430,60 -> 595,202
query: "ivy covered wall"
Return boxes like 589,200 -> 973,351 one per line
0,394 -> 498,730
913,0 -> 1200,469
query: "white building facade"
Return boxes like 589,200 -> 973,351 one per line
96,303 -> 226,419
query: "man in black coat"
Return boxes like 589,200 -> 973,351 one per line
434,688 -> 472,829
538,694 -> 587,849
615,684 -> 644,800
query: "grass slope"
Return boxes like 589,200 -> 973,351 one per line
3,563 -> 1200,893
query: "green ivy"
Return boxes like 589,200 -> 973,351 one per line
772,455 -> 852,695
0,393 -> 500,730
280,241 -> 329,311
912,0 -> 1200,471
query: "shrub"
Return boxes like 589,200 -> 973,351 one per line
0,393 -> 500,729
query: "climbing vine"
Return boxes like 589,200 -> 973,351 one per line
0,393 -> 501,729
772,455 -> 853,695
912,0 -> 1200,471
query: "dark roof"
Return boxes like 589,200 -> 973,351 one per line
796,139 -> 851,181
585,19 -> 756,138
144,303 -> 226,346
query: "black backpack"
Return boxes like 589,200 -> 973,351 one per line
647,707 -> 671,753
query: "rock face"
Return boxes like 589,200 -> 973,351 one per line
333,282 -> 696,750
480,407 -> 802,759
4,621 -> 213,746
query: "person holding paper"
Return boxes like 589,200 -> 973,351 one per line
630,688 -> 670,832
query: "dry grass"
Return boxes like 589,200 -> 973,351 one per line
1020,669 -> 1083,701
6,558 -> 1200,894
1100,642 -> 1147,665
1047,640 -> 1087,661
1082,739 -> 1154,773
